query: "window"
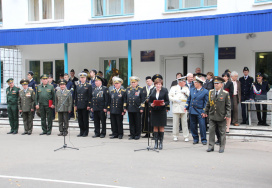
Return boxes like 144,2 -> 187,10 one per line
0,0 -> 2,23
256,52 -> 272,87
93,0 -> 134,17
255,0 -> 272,3
1,60 -> 3,88
166,0 -> 217,11
28,0 -> 64,21
55,60 -> 64,82
29,61 -> 41,84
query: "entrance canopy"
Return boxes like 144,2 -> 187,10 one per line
1,9 -> 272,46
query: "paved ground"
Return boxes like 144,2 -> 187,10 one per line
0,126 -> 271,188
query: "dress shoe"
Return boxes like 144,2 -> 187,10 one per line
173,136 -> 178,141
109,134 -> 113,136
47,132 -> 51,135
28,133 -> 32,135
128,136 -> 135,140
219,148 -> 224,153
240,121 -> 247,125
142,134 -> 149,138
63,133 -> 67,136
257,122 -> 263,125
82,134 -> 88,137
40,132 -> 46,135
234,123 -> 239,126
202,142 -> 207,145
92,135 -> 99,138
193,141 -> 199,145
215,140 -> 220,145
7,131 -> 14,134
100,134 -> 105,138
207,148 -> 214,152
21,132 -> 27,135
12,131 -> 18,134
110,135 -> 118,139
262,123 -> 270,126
58,133 -> 63,136
134,136 -> 140,140
77,134 -> 83,137
184,138 -> 189,142
118,135 -> 123,139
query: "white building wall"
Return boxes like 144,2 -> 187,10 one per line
1,0 -> 272,29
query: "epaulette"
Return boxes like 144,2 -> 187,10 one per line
138,86 -> 143,89
19,90 -> 23,92
29,88 -> 33,90
121,89 -> 126,92
210,89 -> 214,92
223,90 -> 229,93
48,83 -> 52,85
67,90 -> 70,91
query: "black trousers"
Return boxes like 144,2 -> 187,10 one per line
94,110 -> 107,136
77,109 -> 89,136
110,113 -> 123,136
255,104 -> 267,123
241,95 -> 250,122
128,112 -> 141,137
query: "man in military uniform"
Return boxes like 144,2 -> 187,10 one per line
125,76 -> 145,140
204,76 -> 231,153
185,76 -> 209,145
55,79 -> 73,136
6,78 -> 20,134
169,76 -> 190,142
239,67 -> 254,124
27,71 -> 36,92
18,79 -> 35,135
141,76 -> 154,138
69,69 -> 79,85
108,78 -> 126,139
74,72 -> 92,137
35,74 -> 55,135
91,75 -> 109,138
64,73 -> 74,119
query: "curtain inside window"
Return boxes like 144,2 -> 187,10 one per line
28,0 -> 39,21
204,0 -> 217,6
43,0 -> 52,19
183,0 -> 201,8
0,0 -> 2,22
107,0 -> 121,15
124,0 -> 134,14
54,0 -> 64,19
94,0 -> 103,16
168,0 -> 179,10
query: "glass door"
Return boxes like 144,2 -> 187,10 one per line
43,61 -> 53,75
256,52 -> 272,86
29,60 -> 41,84
104,59 -> 117,87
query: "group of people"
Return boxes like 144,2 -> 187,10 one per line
5,66 -> 270,153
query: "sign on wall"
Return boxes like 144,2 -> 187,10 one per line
219,47 -> 236,59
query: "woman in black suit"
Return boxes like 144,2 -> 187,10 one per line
222,72 -> 234,133
149,74 -> 170,150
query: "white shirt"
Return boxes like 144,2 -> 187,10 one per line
232,80 -> 238,95
156,92 -> 159,100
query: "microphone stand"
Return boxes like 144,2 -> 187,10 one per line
54,89 -> 79,152
135,87 -> 159,152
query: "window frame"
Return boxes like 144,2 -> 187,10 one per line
91,0 -> 134,18
165,0 -> 217,12
28,0 -> 64,22
254,0 -> 272,3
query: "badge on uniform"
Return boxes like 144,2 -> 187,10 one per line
97,91 -> 103,97
47,89 -> 51,92
111,94 -> 114,99
84,87 -> 88,89
118,94 -> 122,97
26,93 -> 31,97
128,90 -> 130,94
220,97 -> 223,99
135,91 -> 139,96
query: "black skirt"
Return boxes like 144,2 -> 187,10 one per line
151,108 -> 167,127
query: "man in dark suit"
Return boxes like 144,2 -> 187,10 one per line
27,71 -> 36,92
239,67 -> 254,124
98,71 -> 108,87
69,69 -> 78,84
203,72 -> 214,91
185,73 -> 194,91
230,71 -> 241,126
170,73 -> 182,88
204,76 -> 231,153
185,76 -> 209,145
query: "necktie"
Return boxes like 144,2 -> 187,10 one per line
216,91 -> 218,98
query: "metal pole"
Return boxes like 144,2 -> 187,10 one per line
64,43 -> 68,74
0,49 -> 1,103
128,40 -> 132,85
214,35 -> 219,76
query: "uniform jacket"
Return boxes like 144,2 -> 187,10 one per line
89,78 -> 96,88
108,88 -> 126,114
169,85 -> 190,114
91,86 -> 109,111
250,80 -> 270,99
124,85 -> 145,112
148,87 -> 170,111
66,80 -> 74,90
6,86 -> 20,105
70,76 -> 78,84
204,89 -> 231,121
28,79 -> 36,92
186,81 -> 195,91
55,88 -> 73,112
74,81 -> 92,109
185,87 -> 209,115
171,80 -> 178,88
142,85 -> 155,101
18,88 -> 35,112
35,83 -> 55,106
239,76 -> 254,98
203,79 -> 214,91
224,81 -> 234,98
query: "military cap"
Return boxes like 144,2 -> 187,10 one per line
6,78 -> 14,83
146,76 -> 152,80
91,69 -> 97,75
194,76 -> 204,83
177,76 -> 187,82
58,79 -> 67,85
48,74 -> 53,78
194,73 -> 207,78
98,71 -> 103,74
20,79 -> 29,85
130,76 -> 140,82
256,72 -> 263,77
113,77 -> 123,84
78,72 -> 87,77
83,69 -> 89,72
59,73 -> 64,77
152,74 -> 163,82
243,67 -> 249,72
28,71 -> 34,76
95,75 -> 103,82
70,69 -> 75,72
225,69 -> 231,73
213,76 -> 225,83
41,74 -> 48,79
